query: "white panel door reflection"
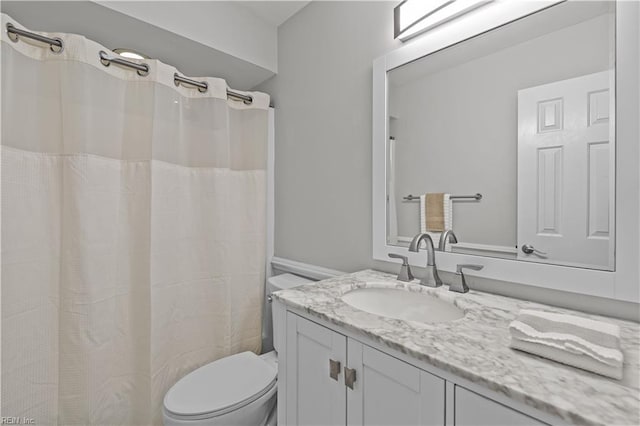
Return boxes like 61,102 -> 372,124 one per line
517,71 -> 614,269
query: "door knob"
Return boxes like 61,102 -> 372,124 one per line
522,244 -> 547,256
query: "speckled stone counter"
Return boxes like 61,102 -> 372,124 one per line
272,269 -> 640,426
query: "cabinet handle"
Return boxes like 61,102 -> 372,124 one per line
329,359 -> 341,381
344,366 -> 356,389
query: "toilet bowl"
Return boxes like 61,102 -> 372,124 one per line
162,351 -> 278,426
162,274 -> 313,426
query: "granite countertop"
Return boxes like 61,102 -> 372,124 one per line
272,269 -> 640,426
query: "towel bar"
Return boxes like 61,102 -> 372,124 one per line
402,193 -> 482,201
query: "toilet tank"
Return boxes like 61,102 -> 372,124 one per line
262,273 -> 314,353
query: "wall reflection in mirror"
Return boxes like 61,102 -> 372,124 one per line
386,1 -> 615,270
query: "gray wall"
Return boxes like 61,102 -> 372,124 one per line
257,2 -> 640,321
256,1 -> 400,272
390,14 -> 612,247
257,2 -> 612,271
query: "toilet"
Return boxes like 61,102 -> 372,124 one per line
162,273 -> 313,425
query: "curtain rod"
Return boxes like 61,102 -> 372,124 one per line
173,72 -> 253,104
6,22 -> 253,104
6,22 -> 63,53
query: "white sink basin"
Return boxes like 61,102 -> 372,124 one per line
341,286 -> 464,324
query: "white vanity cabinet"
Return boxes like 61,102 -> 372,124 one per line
285,313 -> 445,425
280,310 -> 558,426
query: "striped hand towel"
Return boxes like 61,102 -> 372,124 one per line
419,193 -> 452,250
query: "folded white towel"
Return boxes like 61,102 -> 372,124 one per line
510,339 -> 623,380
509,309 -> 623,380
419,193 -> 452,250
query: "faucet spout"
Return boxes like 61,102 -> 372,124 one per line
408,233 -> 442,287
409,233 -> 436,265
438,229 -> 458,251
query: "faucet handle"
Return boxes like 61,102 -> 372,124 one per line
450,264 -> 483,293
388,253 -> 414,282
456,264 -> 484,274
389,253 -> 409,264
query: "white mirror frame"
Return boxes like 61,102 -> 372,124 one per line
373,0 -> 639,302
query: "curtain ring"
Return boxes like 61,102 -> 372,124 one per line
136,65 -> 150,77
99,50 -> 111,67
198,82 -> 208,94
6,23 -> 19,43
49,37 -> 64,54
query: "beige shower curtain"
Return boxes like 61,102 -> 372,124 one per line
1,14 -> 269,425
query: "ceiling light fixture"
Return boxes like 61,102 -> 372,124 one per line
112,48 -> 149,60
394,0 -> 492,42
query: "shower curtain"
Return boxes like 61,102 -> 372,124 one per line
1,14 -> 269,425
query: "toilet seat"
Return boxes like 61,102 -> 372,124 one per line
163,351 -> 277,420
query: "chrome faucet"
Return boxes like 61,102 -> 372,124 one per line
438,229 -> 458,251
408,233 -> 442,287
388,253 -> 414,282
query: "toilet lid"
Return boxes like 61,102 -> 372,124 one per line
164,351 -> 277,417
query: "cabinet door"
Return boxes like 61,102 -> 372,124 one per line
455,386 -> 547,426
347,340 -> 445,425
286,313 -> 347,425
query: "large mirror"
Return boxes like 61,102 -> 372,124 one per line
386,1 -> 615,271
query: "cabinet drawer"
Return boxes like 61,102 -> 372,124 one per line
455,386 -> 547,426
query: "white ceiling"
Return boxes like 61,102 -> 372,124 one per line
240,1 -> 311,27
